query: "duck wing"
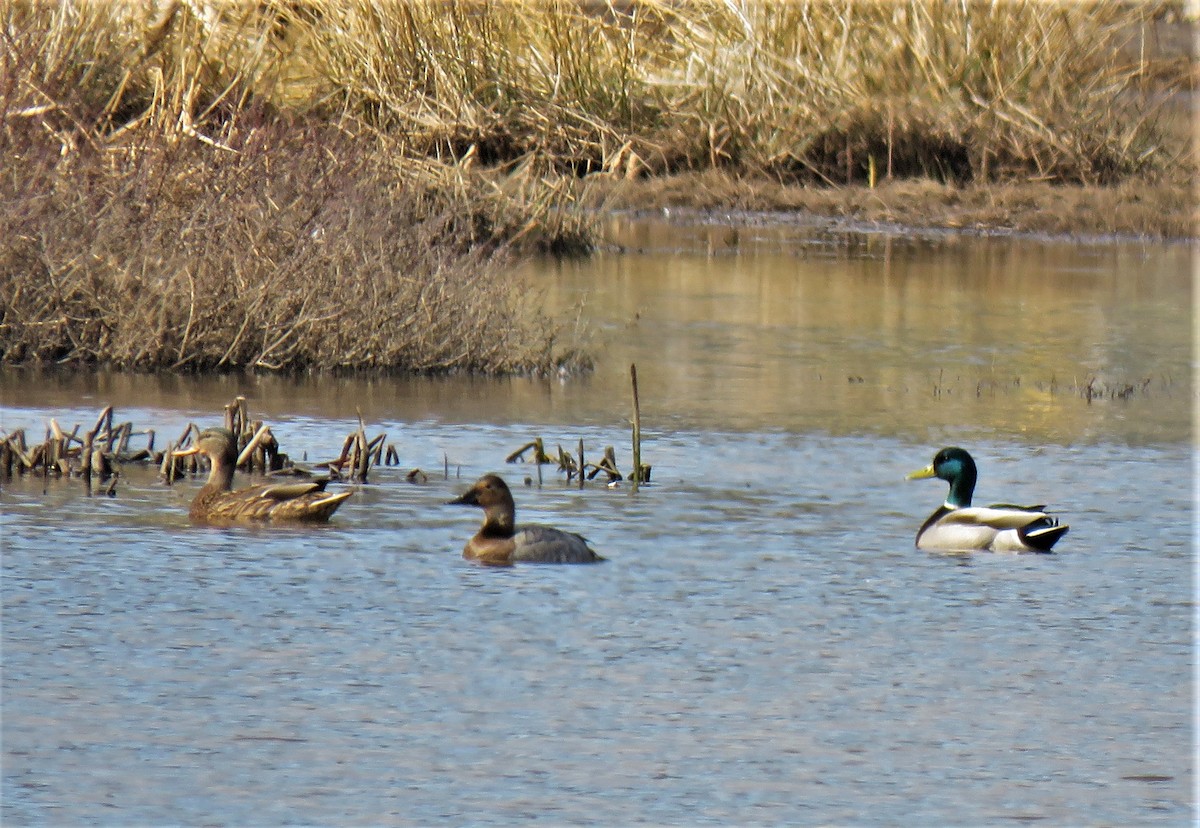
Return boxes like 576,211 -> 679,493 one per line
512,524 -> 603,564
921,506 -> 1068,552
940,506 -> 1052,530
258,481 -> 327,500
204,484 -> 351,522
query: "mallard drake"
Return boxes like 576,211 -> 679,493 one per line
906,446 -> 1069,552
174,427 -> 351,523
447,474 -> 603,565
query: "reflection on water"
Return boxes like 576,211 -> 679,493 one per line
534,217 -> 1193,443
1,225 -> 1193,825
6,221 -> 1186,445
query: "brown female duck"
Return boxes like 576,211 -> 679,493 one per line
174,427 -> 351,523
447,474 -> 603,565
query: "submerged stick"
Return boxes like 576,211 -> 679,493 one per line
224,396 -> 248,439
81,427 -> 94,484
102,408 -> 116,453
355,410 -> 370,483
631,363 -> 642,492
90,406 -> 112,451
160,441 -> 175,486
115,422 -> 133,456
578,439 -> 585,490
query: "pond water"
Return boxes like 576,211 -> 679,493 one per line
1,218 -> 1194,825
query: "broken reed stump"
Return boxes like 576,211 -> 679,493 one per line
161,423 -> 198,485
7,400 -> 398,495
586,446 -> 623,484
506,438 -> 552,465
505,433 -> 649,489
0,434 -> 14,479
235,421 -> 288,475
0,405 -> 162,498
225,396 -> 249,441
324,414 -> 387,483
555,443 -> 580,482
630,363 -> 642,493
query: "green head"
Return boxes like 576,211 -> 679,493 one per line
906,446 -> 978,508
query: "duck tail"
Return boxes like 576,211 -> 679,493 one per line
1020,517 -> 1069,552
311,490 -> 353,520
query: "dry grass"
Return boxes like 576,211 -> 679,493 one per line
0,117 -> 588,373
4,1 -> 1189,183
294,1 -> 1192,184
0,1 -> 1193,373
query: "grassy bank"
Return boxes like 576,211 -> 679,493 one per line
1,1 -> 1193,374
10,0 -> 1187,183
1,118 -> 590,373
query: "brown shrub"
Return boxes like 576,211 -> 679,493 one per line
0,118 -> 587,374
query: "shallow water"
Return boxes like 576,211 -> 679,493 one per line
1,223 -> 1194,825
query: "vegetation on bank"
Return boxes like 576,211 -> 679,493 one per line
1,1 -> 1193,374
1,120 -> 589,373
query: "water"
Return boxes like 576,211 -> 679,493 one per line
1,222 -> 1194,825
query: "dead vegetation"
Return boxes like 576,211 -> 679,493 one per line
9,0 -> 1182,184
0,1 -> 1193,373
0,398 -> 423,494
0,117 -> 590,373
0,398 -> 651,504
503,364 -> 651,488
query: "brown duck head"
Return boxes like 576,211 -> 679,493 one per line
174,427 -> 238,492
448,473 -> 516,536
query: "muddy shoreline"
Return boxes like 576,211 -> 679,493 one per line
600,206 -> 1196,250
586,173 -> 1198,245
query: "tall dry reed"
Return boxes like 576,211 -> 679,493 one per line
4,1 -> 1186,184
263,0 -> 1187,182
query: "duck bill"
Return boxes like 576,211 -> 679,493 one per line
447,489 -> 480,506
173,444 -> 201,458
906,464 -> 936,480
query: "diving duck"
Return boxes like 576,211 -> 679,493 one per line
906,446 -> 1069,552
447,474 -> 603,565
174,427 -> 351,523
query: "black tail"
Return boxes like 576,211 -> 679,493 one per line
1020,517 -> 1069,552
